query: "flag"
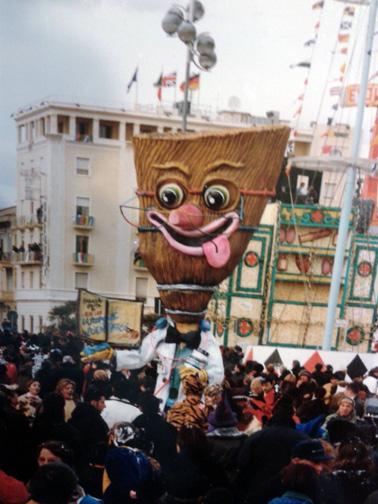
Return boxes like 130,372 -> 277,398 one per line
293,106 -> 302,118
330,86 -> 342,96
340,63 -> 346,74
344,6 -> 355,17
297,93 -> 304,101
290,61 -> 311,69
340,47 -> 348,55
126,67 -> 138,93
340,21 -> 352,30
312,1 -> 324,9
154,73 -> 163,101
369,70 -> 378,81
180,74 -> 200,92
322,145 -> 332,155
314,21 -> 320,30
338,34 -> 350,43
304,39 -> 316,47
332,103 -> 339,111
162,72 -> 177,87
304,78 -> 308,86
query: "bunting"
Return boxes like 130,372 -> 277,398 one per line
290,61 -> 311,69
338,34 -> 350,43
344,6 -> 355,17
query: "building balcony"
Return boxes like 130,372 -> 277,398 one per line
0,290 -> 14,303
0,252 -> 13,265
73,252 -> 94,266
14,251 -> 42,266
75,134 -> 93,143
15,215 -> 42,229
72,215 -> 95,230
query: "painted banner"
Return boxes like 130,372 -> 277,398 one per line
78,289 -> 143,348
78,290 -> 107,342
343,83 -> 378,107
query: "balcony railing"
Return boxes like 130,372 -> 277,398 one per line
73,215 -> 95,229
0,252 -> 12,263
0,291 -> 14,303
76,134 -> 93,143
16,215 -> 42,228
15,251 -> 42,265
73,252 -> 94,266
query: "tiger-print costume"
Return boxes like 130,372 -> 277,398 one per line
166,395 -> 208,431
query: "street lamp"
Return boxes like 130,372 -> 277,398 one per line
162,0 -> 217,131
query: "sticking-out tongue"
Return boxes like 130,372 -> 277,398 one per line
202,235 -> 231,268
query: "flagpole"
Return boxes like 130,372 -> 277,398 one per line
323,0 -> 378,350
135,68 -> 139,111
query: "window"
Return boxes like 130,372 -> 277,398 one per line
76,157 -> 90,175
140,124 -> 158,134
76,197 -> 90,217
21,272 -> 25,289
57,115 -> 70,134
21,315 -> 25,332
29,271 -> 34,289
75,272 -> 88,289
30,315 -> 34,334
31,121 -> 36,140
154,297 -> 163,315
40,118 -> 45,136
323,182 -> 337,200
5,268 -> 13,290
39,316 -> 43,332
99,120 -> 119,139
125,123 -> 134,141
75,117 -> 93,142
18,125 -> 26,143
76,235 -> 89,254
135,277 -> 148,303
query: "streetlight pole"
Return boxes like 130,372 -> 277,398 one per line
162,1 -> 217,132
182,1 -> 194,131
323,0 -> 378,350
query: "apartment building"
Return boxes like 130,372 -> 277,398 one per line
0,206 -> 16,324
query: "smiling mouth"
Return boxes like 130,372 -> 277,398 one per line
146,210 -> 240,268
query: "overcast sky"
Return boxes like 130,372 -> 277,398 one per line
0,0 -> 375,207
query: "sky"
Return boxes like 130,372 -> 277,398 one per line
0,0 -> 376,207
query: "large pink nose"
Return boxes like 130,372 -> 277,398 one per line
168,204 -> 204,230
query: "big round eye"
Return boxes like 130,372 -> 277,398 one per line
203,185 -> 230,210
157,183 -> 185,209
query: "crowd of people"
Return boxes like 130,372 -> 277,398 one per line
0,326 -> 377,504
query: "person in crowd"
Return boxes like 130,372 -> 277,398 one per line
32,392 -> 82,461
236,395 -> 309,503
36,440 -> 74,467
55,378 -> 77,421
162,425 -> 225,503
167,371 -> 208,431
344,382 -> 365,418
324,396 -> 357,432
133,393 -> 177,469
328,438 -> 377,504
27,462 -> 78,504
268,462 -> 319,504
0,468 -> 29,504
206,393 -> 246,482
203,383 -> 223,416
68,386 -> 109,497
292,360 -> 303,378
363,367 -> 378,397
101,375 -> 141,429
18,378 -> 42,423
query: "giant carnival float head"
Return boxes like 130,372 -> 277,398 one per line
130,126 -> 290,327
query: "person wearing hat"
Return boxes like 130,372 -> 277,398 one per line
323,396 -> 356,433
206,394 -> 246,482
291,440 -> 334,475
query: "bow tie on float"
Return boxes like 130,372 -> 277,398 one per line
164,324 -> 201,350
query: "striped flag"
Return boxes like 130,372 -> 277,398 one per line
162,72 -> 177,87
180,74 -> 200,92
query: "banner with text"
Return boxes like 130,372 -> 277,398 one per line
78,289 -> 143,348
343,83 -> 378,107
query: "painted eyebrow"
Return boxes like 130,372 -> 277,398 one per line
203,160 -> 245,173
152,162 -> 190,176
